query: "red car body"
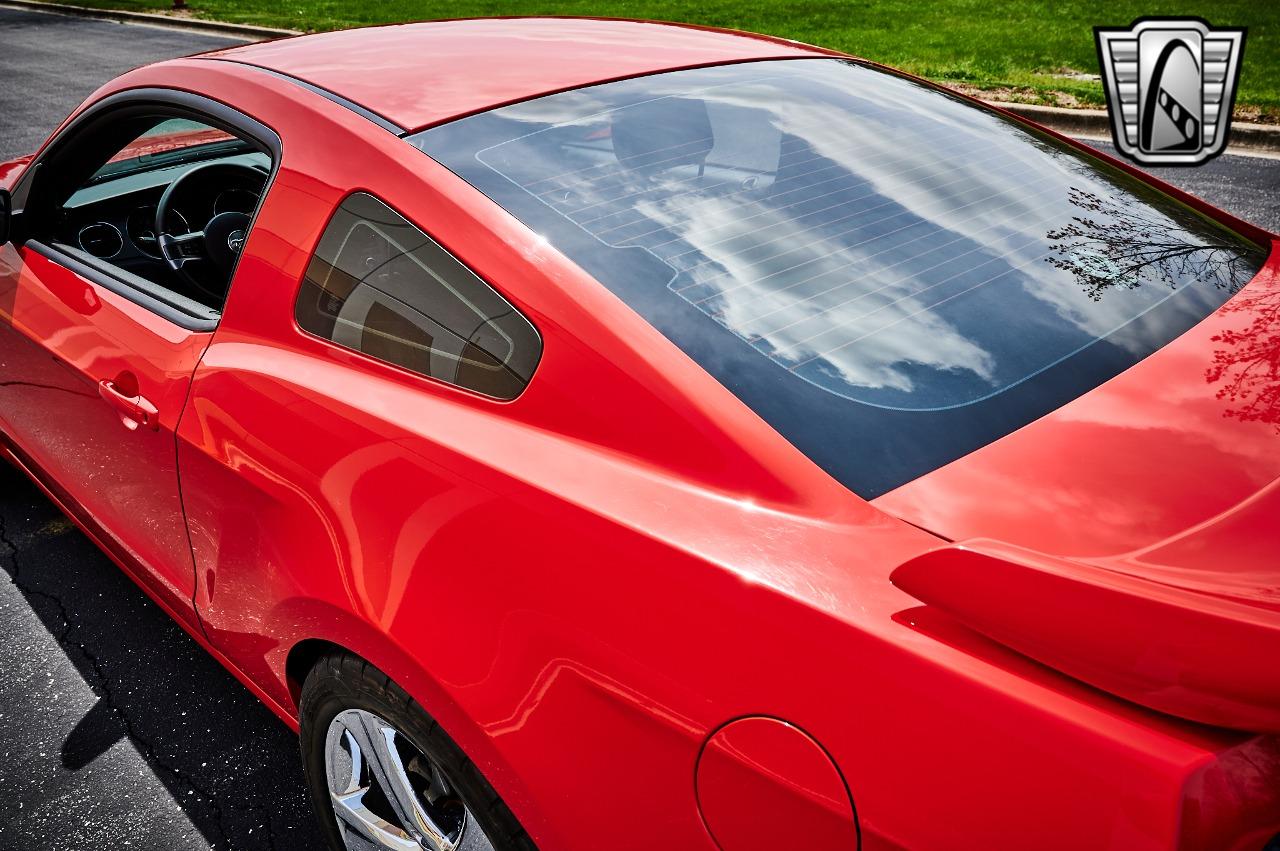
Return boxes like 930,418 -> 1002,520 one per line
1,18 -> 1278,851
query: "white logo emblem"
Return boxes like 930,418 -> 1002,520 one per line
1095,18 -> 1246,165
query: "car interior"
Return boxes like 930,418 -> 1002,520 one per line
20,108 -> 273,315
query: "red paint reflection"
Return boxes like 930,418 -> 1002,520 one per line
1207,286 -> 1280,431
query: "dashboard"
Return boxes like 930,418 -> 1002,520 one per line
57,151 -> 270,303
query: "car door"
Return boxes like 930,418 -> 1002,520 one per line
0,90 -> 278,623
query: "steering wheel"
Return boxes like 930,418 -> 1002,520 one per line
156,161 -> 261,297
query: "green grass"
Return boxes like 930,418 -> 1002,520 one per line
65,0 -> 1280,119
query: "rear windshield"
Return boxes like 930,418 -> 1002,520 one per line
411,58 -> 1268,497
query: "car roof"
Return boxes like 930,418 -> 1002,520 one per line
200,17 -> 828,133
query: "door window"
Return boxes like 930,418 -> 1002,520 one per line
21,108 -> 275,321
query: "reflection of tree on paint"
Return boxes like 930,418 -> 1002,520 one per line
1045,184 -> 1277,430
1044,187 -> 1260,301
1206,287 -> 1280,432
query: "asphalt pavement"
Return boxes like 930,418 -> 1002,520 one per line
0,7 -> 242,161
1086,138 -> 1280,234
0,469 -> 323,851
0,9 -> 324,851
0,5 -> 1278,851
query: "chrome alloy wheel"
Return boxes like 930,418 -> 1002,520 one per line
324,709 -> 495,851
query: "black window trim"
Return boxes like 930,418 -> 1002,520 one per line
10,87 -> 284,332
293,189 -> 544,401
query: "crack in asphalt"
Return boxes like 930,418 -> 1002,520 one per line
0,380 -> 97,398
0,509 -> 281,851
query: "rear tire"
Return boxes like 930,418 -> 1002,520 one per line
299,652 -> 536,851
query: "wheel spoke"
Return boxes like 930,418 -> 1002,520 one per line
326,713 -> 424,851
331,787 -> 422,851
326,708 -> 475,851
350,714 -> 460,851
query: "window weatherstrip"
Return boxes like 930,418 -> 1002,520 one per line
27,240 -> 220,332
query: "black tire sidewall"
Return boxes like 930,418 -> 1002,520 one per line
298,654 -> 530,851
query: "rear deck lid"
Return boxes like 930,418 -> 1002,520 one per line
874,242 -> 1280,562
879,245 -> 1280,730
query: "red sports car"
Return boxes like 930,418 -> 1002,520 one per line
1,17 -> 1278,851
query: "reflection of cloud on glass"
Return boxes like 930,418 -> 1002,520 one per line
496,90 -> 612,126
638,192 -> 996,392
706,68 -> 1092,266
418,56 -> 1275,496
459,58 -> 1264,412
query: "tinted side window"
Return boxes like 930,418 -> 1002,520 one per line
296,193 -> 541,400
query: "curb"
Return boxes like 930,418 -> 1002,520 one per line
981,101 -> 1280,157
984,102 -> 1111,138
5,0 -> 1280,155
0,0 -> 294,40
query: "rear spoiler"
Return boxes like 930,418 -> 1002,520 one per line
891,539 -> 1280,732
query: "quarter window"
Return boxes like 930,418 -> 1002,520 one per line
296,192 -> 541,399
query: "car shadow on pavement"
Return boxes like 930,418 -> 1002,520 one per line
0,463 -> 324,850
